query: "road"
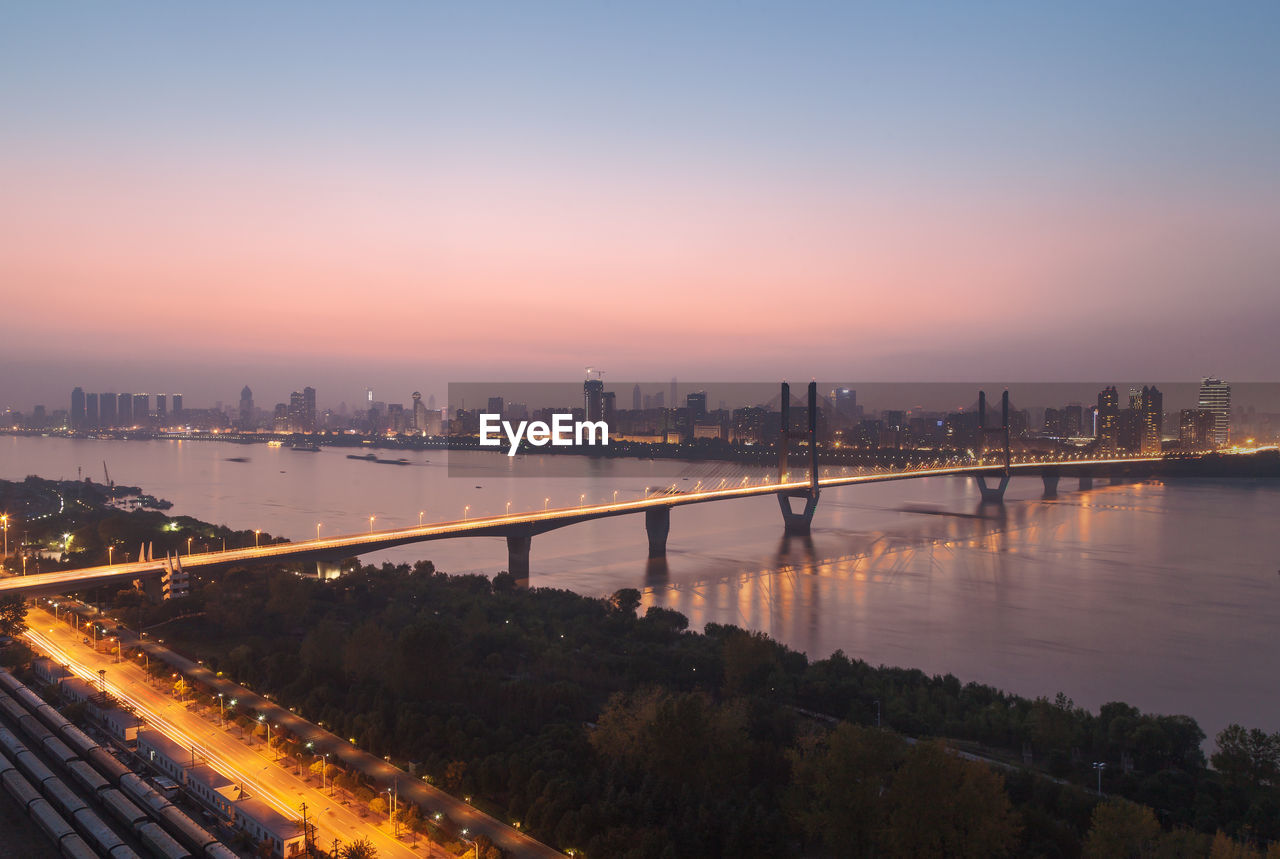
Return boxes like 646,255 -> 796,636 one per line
27,603 -> 564,859
23,605 -> 448,859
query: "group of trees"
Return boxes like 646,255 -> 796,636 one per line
106,556 -> 1279,858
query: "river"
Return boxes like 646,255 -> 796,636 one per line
3,434 -> 1277,739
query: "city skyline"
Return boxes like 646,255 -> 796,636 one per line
3,3 -> 1280,407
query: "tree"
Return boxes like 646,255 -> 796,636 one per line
1083,799 -> 1161,858
609,588 -> 642,616
880,740 -> 1019,858
1213,724 -> 1280,790
340,839 -> 378,859
0,595 -> 27,636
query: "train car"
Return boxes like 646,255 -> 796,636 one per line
61,833 -> 103,859
99,786 -> 149,829
59,723 -> 100,758
203,841 -> 240,859
156,803 -> 223,856
0,692 -> 30,723
35,701 -> 71,734
28,796 -> 77,844
66,758 -> 111,795
138,820 -> 195,859
18,712 -> 56,746
70,804 -> 133,857
0,669 -> 21,693
86,744 -> 133,785
1,765 -> 43,808
41,733 -> 80,768
11,682 -> 50,716
14,746 -> 58,788
42,773 -> 90,819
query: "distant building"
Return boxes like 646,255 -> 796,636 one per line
687,391 -> 707,423
487,396 -> 504,418
1198,378 -> 1231,446
99,393 -> 117,428
1179,408 -> 1215,449
85,393 -> 99,429
584,379 -> 605,422
133,394 -> 150,423
172,394 -> 183,419
632,384 -> 642,411
70,387 -> 86,430
156,394 -> 168,422
1096,386 -> 1119,452
412,391 -> 428,434
118,393 -> 133,427
1139,385 -> 1163,454
287,387 -> 317,433
239,386 -> 254,428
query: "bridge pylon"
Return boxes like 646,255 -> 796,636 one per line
974,390 -> 1011,504
777,381 -> 820,535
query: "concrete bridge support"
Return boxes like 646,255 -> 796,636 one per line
1078,474 -> 1093,490
314,560 -> 342,580
778,490 -> 820,536
974,473 -> 1010,504
645,507 -> 671,558
137,575 -> 162,605
1041,471 -> 1060,498
506,535 -> 531,579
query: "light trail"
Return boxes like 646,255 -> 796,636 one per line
22,627 -> 302,821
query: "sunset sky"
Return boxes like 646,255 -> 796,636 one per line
3,3 -> 1279,409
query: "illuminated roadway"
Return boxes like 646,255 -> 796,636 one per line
22,605 -> 449,859
0,455 -> 1173,598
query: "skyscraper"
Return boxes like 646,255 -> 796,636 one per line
239,386 -> 254,428
632,384 -> 642,412
85,393 -> 99,429
70,387 -> 86,430
1198,378 -> 1231,446
156,394 -> 167,422
100,393 -> 117,428
118,393 -> 132,427
584,379 -> 605,422
1139,385 -> 1162,454
412,391 -> 428,435
133,394 -> 150,423
172,394 -> 182,418
1096,386 -> 1119,452
687,391 -> 707,422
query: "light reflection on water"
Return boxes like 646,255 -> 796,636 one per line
3,435 -> 1278,737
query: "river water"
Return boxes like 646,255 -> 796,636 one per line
3,434 -> 1277,739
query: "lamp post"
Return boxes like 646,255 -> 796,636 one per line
63,532 -> 72,556
254,530 -> 261,548
418,511 -> 425,526
217,693 -> 224,725
316,523 -> 322,540
460,829 -> 478,859
369,515 -> 375,533
107,545 -> 114,566
544,497 -> 550,511
187,536 -> 193,556
1,513 -> 8,558
463,505 -> 470,520
506,501 -> 511,515
1093,761 -> 1106,795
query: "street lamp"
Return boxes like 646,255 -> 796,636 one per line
1093,761 -> 1106,795
63,532 -> 72,555
187,536 -> 193,556
217,693 -> 224,725
418,511 -> 425,526
544,497 -> 550,511
254,530 -> 261,548
505,501 -> 511,515
460,829 -> 478,859
579,493 -> 586,507
107,545 -> 114,565
369,515 -> 375,533
316,523 -> 322,540
1,513 -> 8,558
464,505 -> 470,520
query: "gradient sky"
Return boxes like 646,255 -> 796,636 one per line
2,3 -> 1279,410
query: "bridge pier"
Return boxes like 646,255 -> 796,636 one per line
778,490 -> 820,536
645,507 -> 671,558
1078,474 -> 1093,490
974,473 -> 1010,504
137,575 -> 162,605
506,535 -> 531,579
314,560 -> 342,580
1041,471 -> 1060,498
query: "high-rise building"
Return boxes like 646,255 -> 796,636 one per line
1179,409 -> 1215,449
487,397 -> 504,418
70,387 -> 86,430
670,377 -> 678,409
239,386 -> 254,428
133,394 -> 150,423
85,393 -> 99,429
602,391 -> 617,428
632,384 -> 642,412
834,388 -> 857,424
156,394 -> 168,422
118,393 -> 133,427
584,379 -> 605,422
1197,378 -> 1231,446
412,392 -> 427,434
1139,385 -> 1163,454
1096,386 -> 1119,452
1063,404 -> 1083,437
287,387 -> 318,432
172,394 -> 182,418
687,391 -> 707,422
100,393 -> 117,428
